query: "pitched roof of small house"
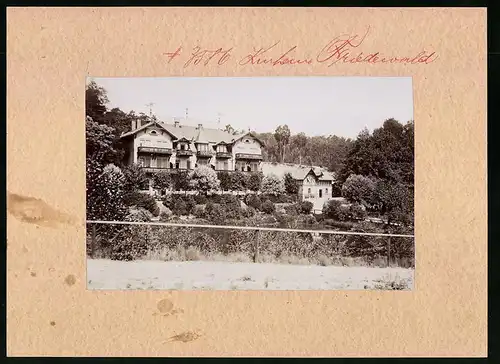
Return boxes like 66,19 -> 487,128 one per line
261,162 -> 336,182
232,132 -> 265,146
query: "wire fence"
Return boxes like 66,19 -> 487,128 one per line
86,220 -> 415,268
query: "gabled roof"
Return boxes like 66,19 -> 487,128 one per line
160,121 -> 237,144
120,118 -> 253,145
261,162 -> 335,182
120,121 -> 178,139
232,132 -> 265,147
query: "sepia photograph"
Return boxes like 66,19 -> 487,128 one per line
86,77 -> 415,290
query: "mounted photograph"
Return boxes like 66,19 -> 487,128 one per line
86,77 -> 415,290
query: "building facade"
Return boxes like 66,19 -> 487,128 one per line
261,162 -> 336,212
120,118 -> 264,174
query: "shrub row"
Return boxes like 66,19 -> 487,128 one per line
88,223 -> 415,267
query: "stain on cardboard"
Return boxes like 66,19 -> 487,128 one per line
30,272 -> 36,277
50,321 -> 56,326
157,299 -> 174,314
167,331 -> 201,343
64,274 -> 76,286
7,192 -> 76,228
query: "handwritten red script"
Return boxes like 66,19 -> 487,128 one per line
164,27 -> 438,68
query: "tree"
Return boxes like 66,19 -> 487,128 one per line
261,174 -> 285,196
274,125 -> 291,163
217,171 -> 232,191
152,171 -> 171,191
261,200 -> 276,214
339,119 -> 414,186
341,174 -> 376,207
86,80 -> 109,122
87,164 -> 127,221
171,170 -> 191,191
247,172 -> 263,192
224,124 -> 239,135
86,116 -> 118,163
283,172 -> 299,195
122,164 -> 149,192
230,171 -> 247,191
373,180 -> 413,226
189,166 -> 220,194
322,200 -> 349,221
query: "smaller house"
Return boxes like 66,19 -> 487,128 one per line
260,162 -> 336,212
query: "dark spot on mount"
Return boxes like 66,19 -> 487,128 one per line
50,321 -> 56,326
168,331 -> 201,343
64,274 -> 76,286
157,299 -> 174,314
30,272 -> 36,277
7,192 -> 77,228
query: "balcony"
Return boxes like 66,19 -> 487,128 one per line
176,149 -> 194,157
216,151 -> 232,159
197,150 -> 214,158
138,146 -> 173,155
235,153 -> 263,160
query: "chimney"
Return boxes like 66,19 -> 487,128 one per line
198,123 -> 203,129
174,120 -> 180,128
131,119 -> 139,130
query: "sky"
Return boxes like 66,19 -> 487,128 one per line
90,77 -> 413,139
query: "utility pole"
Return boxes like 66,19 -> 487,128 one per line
185,108 -> 189,119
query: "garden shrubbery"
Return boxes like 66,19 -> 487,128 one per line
123,191 -> 160,217
162,194 -> 196,216
244,194 -> 262,211
261,200 -> 276,214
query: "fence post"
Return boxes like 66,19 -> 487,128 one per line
387,236 -> 391,268
91,223 -> 96,258
253,229 -> 260,263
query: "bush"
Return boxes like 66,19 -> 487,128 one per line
123,191 -> 160,217
189,166 -> 220,193
322,200 -> 349,221
284,203 -> 299,215
298,201 -> 314,214
122,163 -> 149,192
162,194 -> 196,216
348,203 -> 367,220
217,171 -> 232,191
192,204 -> 205,218
322,219 -> 354,230
247,172 -> 263,192
242,206 -> 256,218
183,195 -> 196,214
261,200 -> 276,214
230,171 -> 248,191
220,194 -> 242,218
194,193 -> 208,205
341,174 -> 376,206
261,193 -> 294,203
261,174 -> 285,196
298,214 -> 317,226
205,202 -> 227,224
170,170 -> 191,191
244,194 -> 262,211
284,172 -> 299,195
172,199 -> 187,216
159,208 -> 173,221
